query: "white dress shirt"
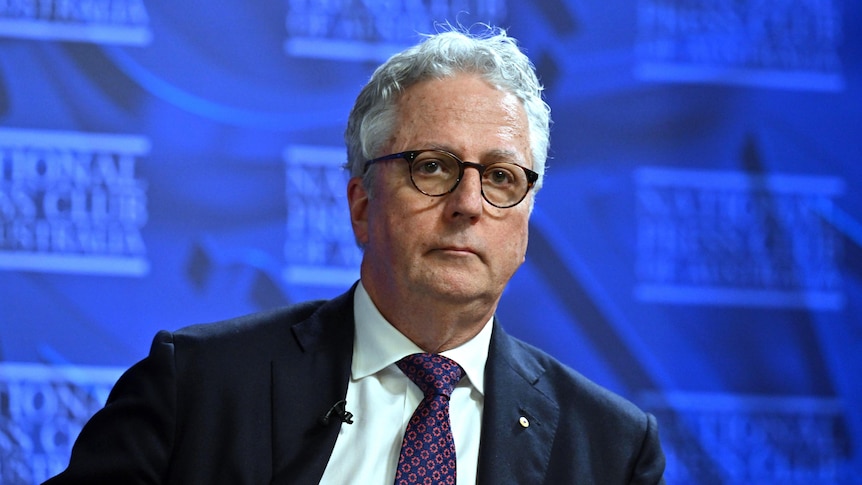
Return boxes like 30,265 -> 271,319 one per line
319,282 -> 492,484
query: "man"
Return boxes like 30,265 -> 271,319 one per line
47,27 -> 665,484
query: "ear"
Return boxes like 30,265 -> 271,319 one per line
347,177 -> 370,246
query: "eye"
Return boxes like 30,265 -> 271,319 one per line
411,152 -> 456,178
416,160 -> 442,175
485,166 -> 517,186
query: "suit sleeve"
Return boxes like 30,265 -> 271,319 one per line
630,413 -> 667,485
44,331 -> 178,484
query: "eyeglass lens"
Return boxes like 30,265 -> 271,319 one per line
408,151 -> 531,208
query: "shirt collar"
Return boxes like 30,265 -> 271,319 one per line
352,281 -> 492,395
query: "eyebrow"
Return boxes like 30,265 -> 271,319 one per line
424,145 -> 527,165
484,149 -> 527,164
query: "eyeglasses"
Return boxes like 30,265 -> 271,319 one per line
364,149 -> 538,208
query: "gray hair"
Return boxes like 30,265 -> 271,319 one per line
344,26 -> 551,192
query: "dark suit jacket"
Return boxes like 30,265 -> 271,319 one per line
46,287 -> 665,484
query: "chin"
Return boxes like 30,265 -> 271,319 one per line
425,275 -> 489,301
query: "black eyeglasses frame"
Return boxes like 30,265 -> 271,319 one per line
363,149 -> 538,209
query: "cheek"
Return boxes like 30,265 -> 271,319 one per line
516,236 -> 528,262
515,235 -> 529,264
495,219 -> 530,266
513,219 -> 531,263
369,194 -> 416,248
509,212 -> 530,243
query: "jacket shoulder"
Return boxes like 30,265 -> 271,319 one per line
488,328 -> 666,483
507,335 -> 651,426
170,300 -> 327,342
148,298 -> 342,377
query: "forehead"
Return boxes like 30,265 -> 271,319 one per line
391,74 -> 531,163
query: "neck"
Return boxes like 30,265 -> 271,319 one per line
395,308 -> 493,354
361,280 -> 497,353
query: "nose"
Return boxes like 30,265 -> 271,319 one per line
446,166 -> 484,219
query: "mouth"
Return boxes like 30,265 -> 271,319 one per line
435,245 -> 480,258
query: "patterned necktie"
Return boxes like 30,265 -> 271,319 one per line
394,353 -> 464,485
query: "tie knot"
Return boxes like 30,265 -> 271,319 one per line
396,353 -> 463,398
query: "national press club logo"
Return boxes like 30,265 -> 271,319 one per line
0,362 -> 123,483
283,0 -> 507,61
0,128 -> 150,276
635,0 -> 844,91
634,165 -> 845,310
0,0 -> 151,45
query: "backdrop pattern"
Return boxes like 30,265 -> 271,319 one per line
1,1 -> 860,483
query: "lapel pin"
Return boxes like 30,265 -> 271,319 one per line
519,416 -> 530,428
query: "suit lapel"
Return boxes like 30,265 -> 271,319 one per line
270,288 -> 355,485
478,322 -> 560,485
268,293 -> 560,484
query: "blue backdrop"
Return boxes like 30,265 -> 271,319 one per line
1,1 -> 860,483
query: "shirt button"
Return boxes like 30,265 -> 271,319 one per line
519,416 -> 530,428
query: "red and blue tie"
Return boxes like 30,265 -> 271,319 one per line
394,353 -> 464,485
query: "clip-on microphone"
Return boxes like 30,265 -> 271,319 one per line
320,399 -> 354,425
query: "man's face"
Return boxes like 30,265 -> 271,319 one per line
349,73 -> 533,312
